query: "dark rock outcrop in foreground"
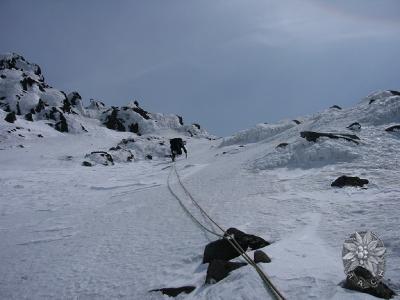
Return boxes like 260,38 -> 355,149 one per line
341,267 -> 396,299
300,131 -> 360,144
331,175 -> 369,188
149,286 -> 196,297
203,228 -> 269,263
254,250 -> 271,264
205,260 -> 247,284
347,122 -> 361,131
385,125 -> 400,133
4,111 -> 16,123
276,142 -> 289,148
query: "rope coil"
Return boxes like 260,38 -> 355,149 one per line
167,163 -> 286,300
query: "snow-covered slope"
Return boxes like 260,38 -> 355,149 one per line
1,53 -> 400,299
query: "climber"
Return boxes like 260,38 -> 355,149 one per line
170,138 -> 187,162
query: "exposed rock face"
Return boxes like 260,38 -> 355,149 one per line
300,131 -> 360,144
276,142 -> 289,148
205,260 -> 247,284
385,125 -> 400,132
347,122 -> 361,131
331,175 -> 369,188
203,228 -> 269,263
85,151 -> 114,166
293,119 -> 301,124
254,250 -> 271,263
203,238 -> 247,264
225,228 -> 270,251
389,90 -> 400,96
5,111 -> 16,123
341,267 -> 396,299
330,105 -> 342,110
104,108 -> 125,131
149,286 -> 196,297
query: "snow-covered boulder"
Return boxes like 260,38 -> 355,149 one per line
252,137 -> 360,170
220,121 -> 295,147
116,136 -> 171,160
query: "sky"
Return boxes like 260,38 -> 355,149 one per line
1,0 -> 400,136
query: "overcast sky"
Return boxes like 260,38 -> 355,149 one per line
1,0 -> 399,136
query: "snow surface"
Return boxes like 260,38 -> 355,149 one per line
1,54 -> 400,299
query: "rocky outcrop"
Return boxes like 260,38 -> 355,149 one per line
330,105 -> 342,110
385,125 -> 400,133
254,250 -> 271,263
205,260 -> 247,284
300,131 -> 360,144
347,122 -> 361,131
4,111 -> 16,123
203,228 -> 269,263
331,176 -> 369,188
276,142 -> 289,148
149,286 -> 196,297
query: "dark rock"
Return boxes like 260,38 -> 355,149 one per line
347,122 -> 361,131
149,286 -> 196,297
193,123 -> 201,129
55,113 -> 68,133
35,99 -> 46,113
276,142 -> 289,148
104,108 -> 125,131
0,74 -> 6,79
62,98 -> 72,113
177,115 -> 183,125
330,105 -> 342,110
225,228 -> 270,251
37,134 -> 43,138
82,161 -> 92,167
129,123 -> 139,134
25,113 -> 33,122
385,125 -> 400,133
389,90 -> 400,96
109,146 -> 121,151
203,238 -> 247,264
341,267 -> 396,299
67,92 -> 81,106
203,228 -> 269,264
205,260 -> 247,284
20,77 -> 36,91
16,102 -> 21,115
132,106 -> 150,120
134,100 -> 139,106
18,144 -> 24,148
146,154 -> 153,160
300,131 -> 360,144
331,175 -> 369,188
293,119 -> 301,125
89,151 -> 114,165
369,99 -> 376,105
81,124 -> 88,132
254,250 -> 271,263
5,112 -> 16,123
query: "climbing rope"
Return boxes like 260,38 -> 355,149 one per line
167,163 -> 286,300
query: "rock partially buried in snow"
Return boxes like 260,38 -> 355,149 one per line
341,266 -> 396,299
85,151 -> 114,166
276,142 -> 289,148
224,228 -> 270,251
385,125 -> 400,133
4,111 -> 16,123
149,286 -> 196,297
254,250 -> 271,263
203,238 -> 248,264
202,228 -> 269,263
205,260 -> 247,284
300,131 -> 360,144
331,175 -> 369,188
347,122 -> 361,131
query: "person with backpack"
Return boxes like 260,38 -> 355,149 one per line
170,138 -> 187,162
